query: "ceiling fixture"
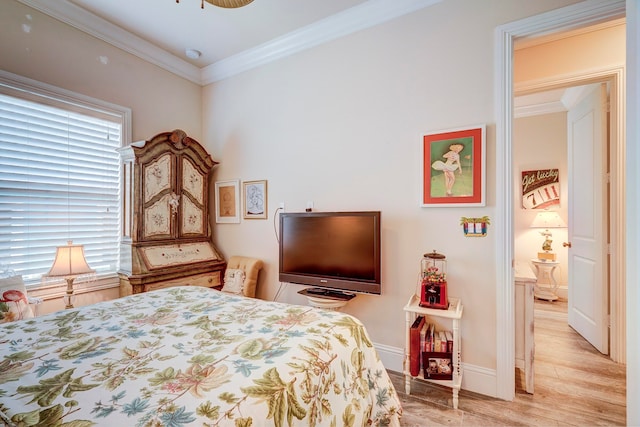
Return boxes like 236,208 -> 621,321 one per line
176,0 -> 254,9
185,49 -> 201,59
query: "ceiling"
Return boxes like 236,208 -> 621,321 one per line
17,0 -> 441,85
15,0 -> 590,111
67,0 -> 369,68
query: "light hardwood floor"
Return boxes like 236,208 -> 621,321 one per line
392,298 -> 627,426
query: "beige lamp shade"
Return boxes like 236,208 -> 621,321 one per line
530,211 -> 567,229
47,241 -> 94,278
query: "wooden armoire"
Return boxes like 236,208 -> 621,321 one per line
117,129 -> 226,296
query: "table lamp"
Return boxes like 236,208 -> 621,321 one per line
46,241 -> 94,309
530,211 -> 566,261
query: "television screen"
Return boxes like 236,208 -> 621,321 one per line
279,211 -> 381,295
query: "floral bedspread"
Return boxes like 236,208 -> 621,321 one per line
0,286 -> 401,426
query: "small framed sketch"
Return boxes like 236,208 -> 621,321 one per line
243,180 -> 268,219
421,125 -> 486,207
214,180 -> 240,223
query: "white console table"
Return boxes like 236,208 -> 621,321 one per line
515,261 -> 536,394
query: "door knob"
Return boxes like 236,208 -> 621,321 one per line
563,242 -> 572,248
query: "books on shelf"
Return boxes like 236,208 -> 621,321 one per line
445,331 -> 454,353
409,315 -> 425,376
409,319 -> 455,380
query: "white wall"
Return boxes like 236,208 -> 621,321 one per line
202,0 -> 581,395
0,0 -> 203,142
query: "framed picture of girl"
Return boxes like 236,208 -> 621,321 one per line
421,125 -> 486,207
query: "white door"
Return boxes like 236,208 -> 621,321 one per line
567,83 -> 608,354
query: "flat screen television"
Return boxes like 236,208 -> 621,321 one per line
279,211 -> 381,295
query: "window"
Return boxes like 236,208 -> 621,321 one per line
0,71 -> 131,288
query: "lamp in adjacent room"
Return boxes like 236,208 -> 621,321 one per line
530,211 -> 567,261
46,241 -> 94,309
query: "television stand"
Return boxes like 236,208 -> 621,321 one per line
298,288 -> 355,310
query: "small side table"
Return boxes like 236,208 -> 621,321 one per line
530,259 -> 559,301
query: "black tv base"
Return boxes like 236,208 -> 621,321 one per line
298,288 -> 356,301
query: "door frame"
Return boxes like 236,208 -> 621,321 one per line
494,0 -> 626,401
516,70 -> 624,361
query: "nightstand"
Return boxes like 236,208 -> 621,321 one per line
530,259 -> 560,301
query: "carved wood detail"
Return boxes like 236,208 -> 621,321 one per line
117,129 -> 225,296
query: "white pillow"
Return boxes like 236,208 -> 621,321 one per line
0,275 -> 34,323
221,268 -> 246,295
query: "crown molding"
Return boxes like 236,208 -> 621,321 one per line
16,0 -> 202,85
514,101 -> 567,118
17,0 -> 441,86
202,0 -> 442,84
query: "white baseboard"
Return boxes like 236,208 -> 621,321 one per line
375,342 -> 500,399
556,285 -> 568,300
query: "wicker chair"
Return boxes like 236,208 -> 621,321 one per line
222,256 -> 263,298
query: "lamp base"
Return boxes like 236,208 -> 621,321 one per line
64,277 -> 76,309
537,251 -> 556,261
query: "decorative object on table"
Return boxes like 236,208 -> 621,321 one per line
521,168 -> 560,210
215,179 -> 241,223
530,211 -> 566,261
45,241 -> 94,309
419,250 -> 448,309
243,180 -> 267,219
460,216 -> 490,237
421,125 -> 485,207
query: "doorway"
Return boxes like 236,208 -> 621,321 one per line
514,80 -> 612,350
493,0 -> 627,403
512,19 -> 625,363
513,79 -> 619,396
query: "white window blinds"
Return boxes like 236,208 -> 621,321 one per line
0,90 -> 123,286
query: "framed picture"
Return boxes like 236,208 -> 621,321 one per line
421,125 -> 485,207
521,168 -> 560,209
214,180 -> 240,223
243,180 -> 268,220
422,352 -> 453,380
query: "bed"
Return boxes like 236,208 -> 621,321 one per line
0,286 -> 402,426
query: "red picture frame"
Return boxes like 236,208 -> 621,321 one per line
421,125 -> 485,207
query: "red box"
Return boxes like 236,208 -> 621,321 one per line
419,280 -> 448,309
